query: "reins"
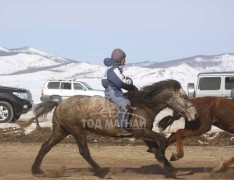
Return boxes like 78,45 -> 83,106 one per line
166,90 -> 194,116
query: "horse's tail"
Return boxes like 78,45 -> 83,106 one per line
157,111 -> 182,132
18,117 -> 36,128
33,101 -> 59,118
18,101 -> 59,128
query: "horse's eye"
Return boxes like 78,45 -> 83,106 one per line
175,91 -> 188,100
182,95 -> 188,99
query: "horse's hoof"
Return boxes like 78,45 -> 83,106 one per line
146,148 -> 155,154
170,153 -> 179,161
36,126 -> 42,130
165,163 -> 176,173
94,168 -> 106,178
164,163 -> 177,178
212,165 -> 227,174
31,167 -> 44,175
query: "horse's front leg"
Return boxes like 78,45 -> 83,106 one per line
167,127 -> 210,161
134,129 -> 175,173
164,130 -> 184,161
212,156 -> 234,173
170,130 -> 184,161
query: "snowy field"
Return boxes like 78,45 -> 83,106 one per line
0,47 -> 231,136
0,74 -> 222,134
0,107 -> 222,135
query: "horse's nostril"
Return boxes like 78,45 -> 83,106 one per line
195,114 -> 199,119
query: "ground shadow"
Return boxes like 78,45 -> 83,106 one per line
65,164 -> 175,178
44,165 -> 234,179
176,166 -> 234,179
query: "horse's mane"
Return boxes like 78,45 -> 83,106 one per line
142,79 -> 181,96
126,79 -> 181,107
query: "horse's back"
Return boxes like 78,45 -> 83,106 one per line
54,95 -> 118,124
192,96 -> 217,104
192,97 -> 234,133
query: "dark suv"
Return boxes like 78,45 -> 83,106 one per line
0,85 -> 33,123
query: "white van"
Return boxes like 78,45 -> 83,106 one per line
187,72 -> 234,99
40,79 -> 104,102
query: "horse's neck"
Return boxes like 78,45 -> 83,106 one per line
153,103 -> 167,114
127,90 -> 167,118
132,105 -> 165,124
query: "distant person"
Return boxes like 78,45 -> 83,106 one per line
231,85 -> 234,100
102,48 -> 137,136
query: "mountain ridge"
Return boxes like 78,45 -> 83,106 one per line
1,46 -> 234,74
1,46 -> 234,102
127,53 -> 234,70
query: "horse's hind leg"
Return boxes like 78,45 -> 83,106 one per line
72,131 -> 103,176
32,127 -> 68,175
212,156 -> 234,173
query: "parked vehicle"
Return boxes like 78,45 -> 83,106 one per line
40,79 -> 105,102
187,71 -> 234,99
0,85 -> 33,123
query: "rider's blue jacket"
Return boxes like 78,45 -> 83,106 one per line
231,86 -> 234,99
101,58 -> 133,91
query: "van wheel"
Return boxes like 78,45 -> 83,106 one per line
0,101 -> 14,123
187,83 -> 195,98
50,96 -> 62,102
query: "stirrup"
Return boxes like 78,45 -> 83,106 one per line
115,127 -> 132,137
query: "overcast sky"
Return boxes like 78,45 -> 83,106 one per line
1,0 -> 234,65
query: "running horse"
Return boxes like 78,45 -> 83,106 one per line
157,96 -> 234,171
29,80 -> 198,177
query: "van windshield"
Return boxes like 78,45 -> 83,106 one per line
199,77 -> 221,90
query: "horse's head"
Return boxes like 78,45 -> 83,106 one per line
167,87 -> 198,121
143,80 -> 198,121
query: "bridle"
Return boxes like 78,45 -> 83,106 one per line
166,90 -> 195,116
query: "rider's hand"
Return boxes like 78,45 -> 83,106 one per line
128,85 -> 138,92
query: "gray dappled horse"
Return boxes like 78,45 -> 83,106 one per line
31,80 -> 198,177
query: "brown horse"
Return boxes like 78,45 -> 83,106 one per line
30,80 -> 198,177
157,96 -> 234,166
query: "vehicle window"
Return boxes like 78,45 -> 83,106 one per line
47,82 -> 60,89
81,82 -> 93,90
60,82 -> 71,90
198,77 -> 221,90
74,83 -> 85,90
225,77 -> 234,90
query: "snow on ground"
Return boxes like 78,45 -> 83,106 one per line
0,108 -> 222,134
0,65 -> 220,133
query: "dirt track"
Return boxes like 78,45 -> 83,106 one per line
0,142 -> 233,179
0,112 -> 234,179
